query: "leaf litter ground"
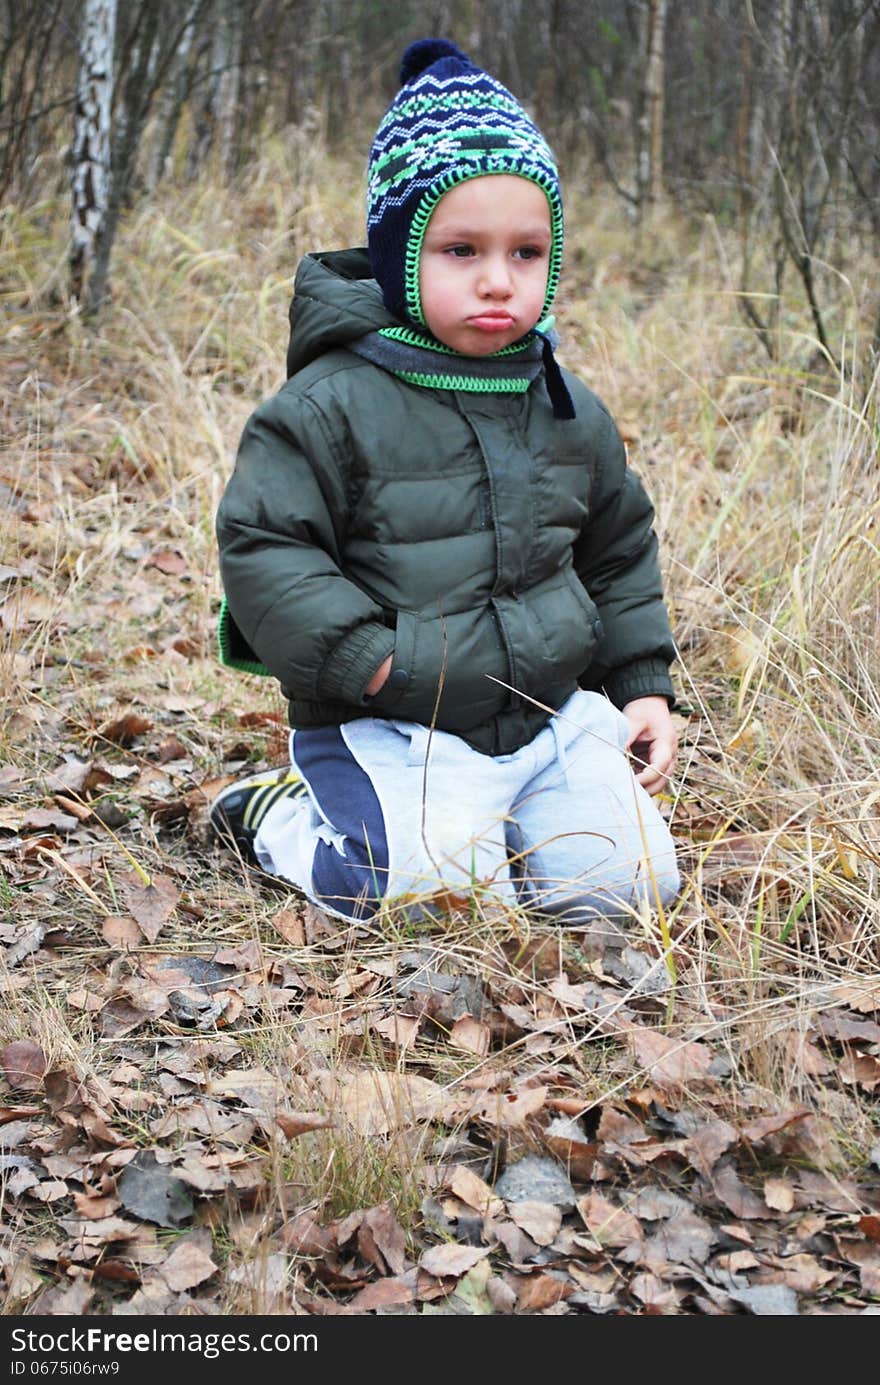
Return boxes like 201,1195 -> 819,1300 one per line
2,285 -> 879,1319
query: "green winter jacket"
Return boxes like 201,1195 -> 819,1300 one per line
216,248 -> 675,758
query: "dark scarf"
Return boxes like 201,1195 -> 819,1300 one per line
348,320 -> 576,419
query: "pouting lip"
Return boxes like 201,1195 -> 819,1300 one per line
466,312 -> 516,329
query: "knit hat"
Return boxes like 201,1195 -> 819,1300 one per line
367,38 -> 564,334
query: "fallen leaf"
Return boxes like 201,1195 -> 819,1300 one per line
98,712 -> 153,746
1,1040 -> 47,1091
117,1151 -> 194,1227
686,1120 -> 737,1178
543,1115 -> 599,1181
515,1272 -> 573,1312
711,1162 -> 768,1219
358,1202 -> 407,1276
629,1028 -> 714,1088
21,807 -> 79,834
146,549 -> 187,576
838,1052 -> 880,1091
275,1110 -> 332,1140
420,1243 -> 490,1277
157,1240 -> 217,1292
372,1013 -> 421,1049
739,1109 -> 810,1144
859,1216 -> 880,1243
630,1271 -> 681,1310
348,1273 -> 416,1311
448,1165 -> 503,1218
448,1015 -> 491,1056
727,1283 -> 799,1315
101,915 -> 142,947
271,909 -> 306,946
509,1201 -> 563,1247
468,1085 -> 547,1129
764,1178 -> 795,1213
124,873 -> 180,942
577,1191 -> 643,1249
320,1070 -> 446,1137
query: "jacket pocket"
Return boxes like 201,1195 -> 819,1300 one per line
368,609 -> 418,713
511,568 -> 604,690
369,606 -> 508,730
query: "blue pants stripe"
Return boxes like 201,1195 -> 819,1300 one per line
292,726 -> 389,918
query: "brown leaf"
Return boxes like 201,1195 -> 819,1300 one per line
101,915 -> 142,947
372,1013 -> 421,1049
763,1178 -> 795,1213
629,1028 -> 714,1088
543,1115 -> 599,1181
22,807 -> 79,833
278,1212 -> 336,1257
98,712 -> 153,746
1,1040 -> 47,1091
275,1110 -> 332,1140
73,1193 -> 121,1219
447,1165 -> 503,1218
630,1271 -> 682,1310
468,1084 -> 547,1129
739,1109 -> 810,1144
686,1119 -> 737,1178
859,1216 -> 880,1243
358,1203 -> 407,1276
449,1015 -> 491,1057
271,909 -> 306,946
319,1070 -> 446,1137
831,982 -> 880,1015
838,1052 -> 880,1091
157,1240 -> 217,1292
348,1273 -> 417,1311
509,1201 -> 563,1247
711,1163 -> 768,1219
515,1272 -> 574,1312
420,1243 -> 490,1278
146,549 -> 188,576
577,1190 -> 643,1248
124,873 -> 180,942
782,1029 -> 833,1076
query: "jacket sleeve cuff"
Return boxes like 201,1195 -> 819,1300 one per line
317,622 -> 396,703
602,658 -> 675,709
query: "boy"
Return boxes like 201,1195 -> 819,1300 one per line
212,39 -> 680,930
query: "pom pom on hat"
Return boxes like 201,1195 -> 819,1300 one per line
399,38 -> 472,84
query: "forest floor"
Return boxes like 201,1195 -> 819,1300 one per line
1,150 -> 879,1316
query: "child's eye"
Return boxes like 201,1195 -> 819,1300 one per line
515,246 -> 543,261
446,244 -> 474,258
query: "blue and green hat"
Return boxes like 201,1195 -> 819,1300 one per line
367,38 -> 564,332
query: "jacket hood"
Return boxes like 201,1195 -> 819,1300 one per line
286,248 -> 395,378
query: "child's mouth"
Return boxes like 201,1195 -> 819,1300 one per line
467,313 -> 515,332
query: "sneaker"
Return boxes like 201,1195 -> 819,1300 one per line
210,767 -> 306,862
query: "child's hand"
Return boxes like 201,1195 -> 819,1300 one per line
622,696 -> 677,795
365,654 -> 393,697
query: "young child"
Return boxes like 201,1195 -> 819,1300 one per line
212,39 -> 680,932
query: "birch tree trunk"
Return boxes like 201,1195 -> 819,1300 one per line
636,0 -> 667,213
69,0 -> 117,306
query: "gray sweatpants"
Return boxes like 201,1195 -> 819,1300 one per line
254,689 -> 679,929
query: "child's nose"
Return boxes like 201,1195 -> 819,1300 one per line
478,255 -> 513,297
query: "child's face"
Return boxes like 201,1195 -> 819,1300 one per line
418,175 -> 551,355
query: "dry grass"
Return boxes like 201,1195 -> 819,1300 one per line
1,140 -> 879,1313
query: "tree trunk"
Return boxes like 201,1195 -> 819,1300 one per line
70,0 -> 117,306
148,16 -> 195,192
636,0 -> 667,214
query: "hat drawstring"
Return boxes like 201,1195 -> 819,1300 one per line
538,333 -> 576,420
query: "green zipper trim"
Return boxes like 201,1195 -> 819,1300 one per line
393,370 -> 530,392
